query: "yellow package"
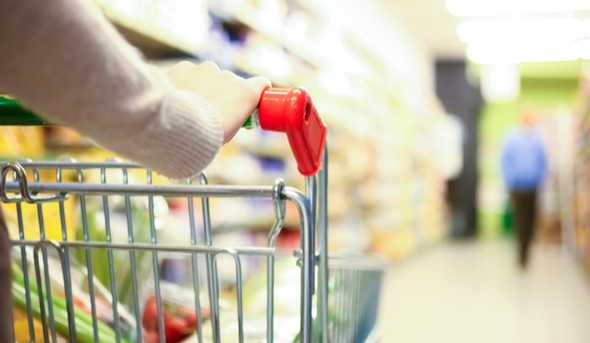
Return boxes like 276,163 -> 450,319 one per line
0,127 -> 45,158
13,308 -> 43,343
3,196 -> 77,241
2,166 -> 77,240
0,128 -> 20,157
15,127 -> 45,158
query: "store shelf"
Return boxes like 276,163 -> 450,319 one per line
0,0 -> 451,265
211,6 -> 321,68
243,145 -> 290,160
572,68 -> 590,269
98,3 -> 202,58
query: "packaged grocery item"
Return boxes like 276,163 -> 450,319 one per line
0,127 -> 45,158
74,195 -> 169,308
142,283 -> 208,343
12,307 -> 44,343
11,263 -> 127,343
2,189 -> 77,241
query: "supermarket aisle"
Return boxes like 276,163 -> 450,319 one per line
378,240 -> 590,343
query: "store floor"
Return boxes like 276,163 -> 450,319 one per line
377,239 -> 590,343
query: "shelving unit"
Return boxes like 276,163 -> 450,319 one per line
97,1 -> 203,58
0,0 -> 453,261
210,5 -> 322,68
572,64 -> 590,269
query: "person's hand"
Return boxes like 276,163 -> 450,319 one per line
164,61 -> 270,143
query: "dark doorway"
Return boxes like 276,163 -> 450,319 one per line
435,59 -> 483,238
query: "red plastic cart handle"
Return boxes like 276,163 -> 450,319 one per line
258,88 -> 327,176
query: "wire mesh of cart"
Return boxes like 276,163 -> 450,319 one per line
0,88 -> 384,342
328,257 -> 386,343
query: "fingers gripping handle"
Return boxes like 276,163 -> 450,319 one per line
257,88 -> 327,176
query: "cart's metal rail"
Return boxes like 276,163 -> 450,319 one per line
1,153 -> 327,343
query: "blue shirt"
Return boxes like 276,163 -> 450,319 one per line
501,128 -> 547,190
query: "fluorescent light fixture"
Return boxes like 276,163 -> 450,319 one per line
458,16 -> 590,63
457,17 -> 590,45
467,42 -> 590,63
481,64 -> 520,101
446,0 -> 590,17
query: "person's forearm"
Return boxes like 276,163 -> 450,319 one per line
0,0 -> 222,178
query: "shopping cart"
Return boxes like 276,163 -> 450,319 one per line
0,88 -> 383,342
328,257 -> 385,343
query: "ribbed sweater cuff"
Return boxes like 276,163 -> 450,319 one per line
150,90 -> 223,179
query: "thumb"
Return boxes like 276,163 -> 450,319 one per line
246,76 -> 272,99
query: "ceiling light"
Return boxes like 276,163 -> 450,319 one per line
481,64 -> 520,101
446,0 -> 590,17
457,17 -> 589,45
467,42 -> 590,64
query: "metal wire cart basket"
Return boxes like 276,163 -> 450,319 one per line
0,88 -> 384,342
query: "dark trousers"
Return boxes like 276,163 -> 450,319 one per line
0,208 -> 12,342
510,189 -> 538,267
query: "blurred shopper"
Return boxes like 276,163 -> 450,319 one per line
501,112 -> 548,268
0,0 -> 269,340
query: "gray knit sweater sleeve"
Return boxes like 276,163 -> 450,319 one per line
0,0 -> 223,179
